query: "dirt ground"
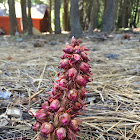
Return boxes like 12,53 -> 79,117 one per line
0,32 -> 140,140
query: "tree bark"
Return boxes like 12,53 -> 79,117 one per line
8,0 -> 17,35
20,0 -> 28,33
88,0 -> 98,34
48,0 -> 52,33
63,0 -> 69,31
70,0 -> 82,37
117,0 -> 123,28
133,0 -> 139,27
28,0 -> 33,35
121,0 -> 127,28
54,0 -> 61,34
78,0 -> 84,30
101,0 -> 118,32
84,0 -> 92,30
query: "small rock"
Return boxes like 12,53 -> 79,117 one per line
134,81 -> 140,84
0,119 -> 9,126
34,40 -> 45,47
0,91 -> 12,99
49,40 -> 57,45
105,54 -> 119,59
16,38 -> 23,42
86,96 -> 96,102
7,108 -> 21,117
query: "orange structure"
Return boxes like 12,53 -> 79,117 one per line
0,16 -> 45,35
0,16 -> 21,35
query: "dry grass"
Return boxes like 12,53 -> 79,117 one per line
0,33 -> 140,140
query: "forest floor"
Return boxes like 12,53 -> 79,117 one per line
0,32 -> 140,140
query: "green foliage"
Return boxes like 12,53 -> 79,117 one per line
32,0 -> 46,4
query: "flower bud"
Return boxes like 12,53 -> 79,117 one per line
61,53 -> 72,59
69,119 -> 79,131
50,99 -> 60,112
73,54 -> 81,62
32,122 -> 41,131
79,62 -> 90,73
52,83 -> 59,95
76,74 -> 87,87
58,74 -> 66,80
80,52 -> 89,61
56,127 -> 67,140
59,79 -> 67,88
41,101 -> 49,110
73,102 -> 82,110
71,36 -> 79,46
74,46 -> 81,53
78,88 -> 86,99
59,113 -> 71,125
41,122 -> 54,135
59,59 -> 70,69
35,109 -> 47,123
71,36 -> 76,43
63,45 -> 73,53
68,68 -> 77,80
68,89 -> 78,101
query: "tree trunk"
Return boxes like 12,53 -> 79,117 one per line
54,0 -> 61,34
20,0 -> 28,33
63,0 -> 69,31
84,0 -> 92,30
88,0 -> 98,33
121,0 -> 127,28
8,0 -> 17,35
133,0 -> 139,27
101,0 -> 118,32
117,0 -> 123,28
78,0 -> 84,30
28,0 -> 33,35
48,0 -> 52,33
70,0 -> 82,37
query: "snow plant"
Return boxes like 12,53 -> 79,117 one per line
32,37 -> 92,140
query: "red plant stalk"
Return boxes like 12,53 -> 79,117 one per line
32,37 -> 92,140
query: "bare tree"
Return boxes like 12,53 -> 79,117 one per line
101,0 -> 118,32
54,0 -> 61,34
70,0 -> 82,37
8,0 -> 18,35
27,0 -> 32,35
20,0 -> 28,33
